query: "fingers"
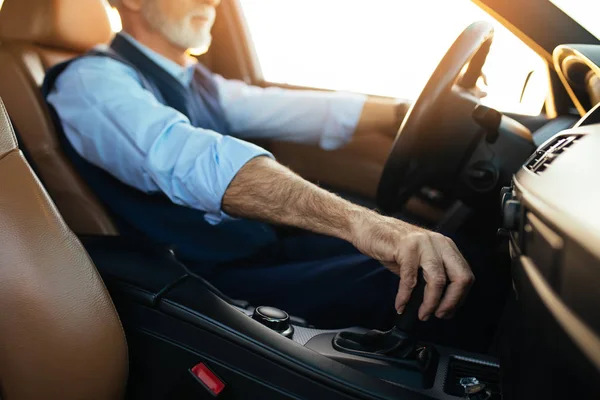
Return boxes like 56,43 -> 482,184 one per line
416,236 -> 447,321
394,232 -> 474,322
393,240 -> 419,314
433,236 -> 475,319
372,223 -> 474,321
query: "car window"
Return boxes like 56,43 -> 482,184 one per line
239,0 -> 549,116
550,0 -> 600,40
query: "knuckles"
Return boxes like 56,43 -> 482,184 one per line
429,273 -> 448,287
401,277 -> 418,289
456,271 -> 476,286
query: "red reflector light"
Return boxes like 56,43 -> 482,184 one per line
190,363 -> 225,396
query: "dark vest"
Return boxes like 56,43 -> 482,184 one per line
42,34 -> 277,269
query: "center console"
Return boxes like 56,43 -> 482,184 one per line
301,273 -> 500,399
83,236 -> 500,400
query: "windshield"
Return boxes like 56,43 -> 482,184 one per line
550,0 -> 600,40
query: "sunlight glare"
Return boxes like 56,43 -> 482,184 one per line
106,4 -> 122,33
550,0 -> 600,40
239,0 -> 550,115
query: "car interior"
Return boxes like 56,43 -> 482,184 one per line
0,0 -> 599,399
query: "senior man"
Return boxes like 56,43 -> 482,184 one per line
45,0 -> 474,330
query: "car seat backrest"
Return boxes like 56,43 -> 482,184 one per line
0,0 -> 118,235
0,97 -> 128,399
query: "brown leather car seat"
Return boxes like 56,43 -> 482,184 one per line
0,97 -> 128,398
0,0 -> 118,235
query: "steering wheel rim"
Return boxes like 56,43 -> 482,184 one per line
377,21 -> 495,213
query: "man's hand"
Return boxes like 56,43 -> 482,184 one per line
350,211 -> 474,321
223,157 -> 474,321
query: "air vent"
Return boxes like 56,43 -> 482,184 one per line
526,134 -> 583,174
444,356 -> 501,399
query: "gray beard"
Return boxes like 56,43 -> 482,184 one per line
141,2 -> 213,51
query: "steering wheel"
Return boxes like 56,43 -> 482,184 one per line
377,22 -> 495,213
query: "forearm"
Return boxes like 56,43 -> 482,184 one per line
222,156 -> 373,241
222,156 -> 474,320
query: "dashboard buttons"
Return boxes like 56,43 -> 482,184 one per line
500,186 -> 513,208
503,200 -> 522,231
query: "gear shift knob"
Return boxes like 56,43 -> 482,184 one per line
395,270 -> 426,335
332,269 -> 437,366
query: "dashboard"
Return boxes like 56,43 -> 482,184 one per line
499,43 -> 600,399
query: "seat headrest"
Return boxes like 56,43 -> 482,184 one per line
0,0 -> 113,52
0,98 -> 18,158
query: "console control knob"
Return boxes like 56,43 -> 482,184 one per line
252,306 -> 294,338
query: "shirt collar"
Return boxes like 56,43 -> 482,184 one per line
118,32 -> 196,86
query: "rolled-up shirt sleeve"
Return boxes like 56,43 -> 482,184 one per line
213,74 -> 367,150
47,56 -> 272,224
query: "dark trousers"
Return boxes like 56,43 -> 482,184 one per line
204,230 -> 510,353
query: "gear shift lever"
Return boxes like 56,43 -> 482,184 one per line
322,271 -> 439,389
332,271 -> 432,363
395,270 -> 426,335
373,270 -> 426,358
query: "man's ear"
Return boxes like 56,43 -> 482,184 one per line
121,0 -> 144,12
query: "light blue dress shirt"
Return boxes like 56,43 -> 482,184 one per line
47,33 -> 367,224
